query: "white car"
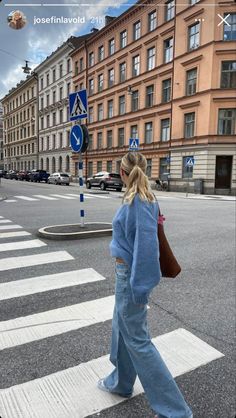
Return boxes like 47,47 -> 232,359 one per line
47,172 -> 70,185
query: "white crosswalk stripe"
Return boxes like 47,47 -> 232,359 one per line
0,219 -> 12,224
0,224 -> 23,230
3,199 -> 17,203
33,194 -> 58,200
14,195 -> 39,201
0,239 -> 47,252
50,194 -> 77,199
0,231 -> 32,239
0,251 -> 73,271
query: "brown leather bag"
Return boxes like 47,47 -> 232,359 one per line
158,210 -> 181,278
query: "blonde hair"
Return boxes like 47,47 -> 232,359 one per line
121,152 -> 155,204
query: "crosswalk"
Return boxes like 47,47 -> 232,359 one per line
0,216 -> 224,417
4,193 -> 110,204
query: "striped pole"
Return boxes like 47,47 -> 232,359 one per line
78,153 -> 85,227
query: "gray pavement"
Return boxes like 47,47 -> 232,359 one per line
0,178 -> 235,418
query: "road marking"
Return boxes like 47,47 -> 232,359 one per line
0,224 -> 23,231
14,196 -> 39,201
65,193 -> 93,199
0,328 -> 224,418
0,239 -> 47,253
50,194 -> 77,199
0,295 -> 115,350
4,199 -> 17,203
0,216 -> 3,218
0,251 -> 73,272
87,193 -> 109,199
0,268 -> 106,301
0,231 -> 32,239
0,220 -> 12,224
33,195 -> 58,200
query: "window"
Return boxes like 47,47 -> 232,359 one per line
223,13 -> 236,41
119,95 -> 126,115
97,161 -> 102,172
52,112 -> 56,126
186,68 -> 197,95
120,30 -> 127,48
165,0 -> 175,21
108,100 -> 114,118
119,62 -> 126,82
59,86 -> 63,100
98,45 -> 104,61
59,64 -> 63,78
108,68 -> 115,87
52,134 -> 56,149
88,134 -> 93,150
132,55 -> 140,76
67,131 -> 70,147
147,47 -> 155,70
148,11 -> 157,31
46,114 -> 50,128
59,109 -> 63,124
40,97 -> 44,109
98,74 -> 104,92
164,38 -> 173,63
88,161 -> 93,176
79,57 -> 84,72
88,52 -> 94,67
159,157 -> 169,177
59,132 -> 63,148
131,90 -> 139,111
41,117 -> 44,130
162,79 -> 171,102
146,159 -> 152,178
89,79 -> 94,95
107,161 -> 113,172
188,23 -> 200,50
46,73 -> 50,86
221,61 -> 236,88
67,59 -> 71,73
52,90 -> 56,103
46,136 -> 49,150
40,78 -> 44,90
131,125 -> 138,139
161,118 -> 170,141
51,69 -> 56,83
145,122 -> 153,143
97,132 -> 103,149
88,107 -> 94,123
146,85 -> 154,107
97,104 -> 103,121
218,109 -> 236,135
118,127 -> 125,147
107,130 -> 113,148
109,38 -> 115,55
133,20 -> 141,40
184,112 -> 195,138
46,94 -> 50,107
67,82 -> 71,96
182,156 -> 193,178
75,61 -> 79,76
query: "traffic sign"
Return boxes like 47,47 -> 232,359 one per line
70,125 -> 83,153
129,138 -> 139,151
185,157 -> 195,167
166,156 -> 171,164
69,90 -> 87,121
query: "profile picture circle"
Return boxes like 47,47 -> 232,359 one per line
8,10 -> 27,30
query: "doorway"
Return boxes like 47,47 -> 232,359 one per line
215,156 -> 232,189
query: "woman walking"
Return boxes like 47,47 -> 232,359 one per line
98,152 -> 193,418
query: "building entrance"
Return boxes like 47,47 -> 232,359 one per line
215,156 -> 232,189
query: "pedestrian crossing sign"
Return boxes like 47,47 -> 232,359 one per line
69,90 -> 87,121
129,138 -> 139,151
185,157 -> 195,167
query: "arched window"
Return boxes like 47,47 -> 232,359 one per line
46,158 -> 49,172
40,158 -> 44,170
52,157 -> 56,173
59,156 -> 62,172
66,155 -> 70,172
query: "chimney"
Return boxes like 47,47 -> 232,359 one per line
91,27 -> 99,33
105,15 -> 115,26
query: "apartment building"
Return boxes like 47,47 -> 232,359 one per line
0,103 -> 3,170
71,0 -> 236,195
35,35 -> 91,175
2,76 -> 37,172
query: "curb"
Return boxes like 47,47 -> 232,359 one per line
38,222 -> 113,240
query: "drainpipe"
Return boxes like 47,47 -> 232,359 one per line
169,3 -> 177,190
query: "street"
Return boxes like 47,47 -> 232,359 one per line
0,178 -> 235,418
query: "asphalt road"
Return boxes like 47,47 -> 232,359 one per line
0,178 -> 235,418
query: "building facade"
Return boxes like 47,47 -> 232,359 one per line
70,0 -> 236,195
0,103 -> 3,170
35,36 -> 90,175
2,76 -> 37,172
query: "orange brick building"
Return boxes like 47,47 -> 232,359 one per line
70,0 -> 236,195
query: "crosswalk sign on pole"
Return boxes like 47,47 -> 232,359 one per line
69,90 -> 87,121
185,157 -> 195,167
129,138 -> 139,151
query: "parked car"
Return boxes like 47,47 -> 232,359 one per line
28,169 -> 50,183
17,170 -> 31,181
86,172 -> 123,191
47,172 -> 70,185
0,170 -> 7,178
5,170 -> 18,180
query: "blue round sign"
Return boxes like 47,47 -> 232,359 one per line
70,125 -> 83,153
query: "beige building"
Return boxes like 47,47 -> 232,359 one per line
71,0 -> 236,195
0,103 -> 3,170
2,76 -> 37,172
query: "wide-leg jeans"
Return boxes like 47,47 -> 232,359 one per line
103,262 -> 193,418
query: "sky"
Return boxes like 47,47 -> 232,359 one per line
0,0 -> 137,99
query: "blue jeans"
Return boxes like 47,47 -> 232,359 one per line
103,262 -> 193,418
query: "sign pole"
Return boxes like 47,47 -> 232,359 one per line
78,152 -> 85,228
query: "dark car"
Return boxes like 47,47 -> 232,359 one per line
5,170 -> 18,180
86,172 -> 123,191
0,170 -> 7,178
28,169 -> 50,183
17,170 -> 31,181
